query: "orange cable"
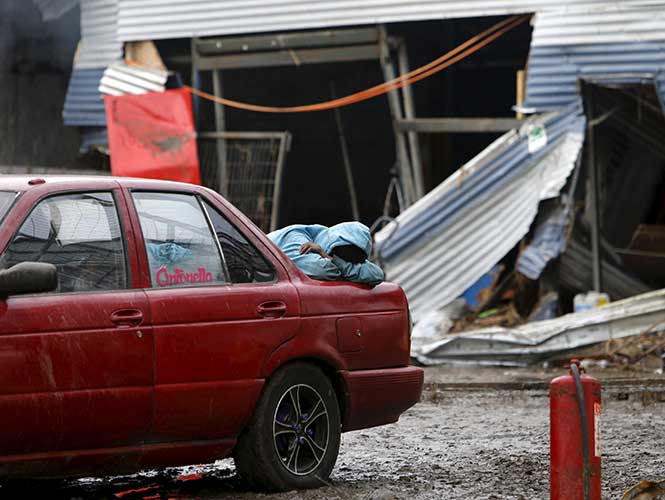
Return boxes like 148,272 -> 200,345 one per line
184,15 -> 530,113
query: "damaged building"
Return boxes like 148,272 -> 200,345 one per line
11,0 -> 665,366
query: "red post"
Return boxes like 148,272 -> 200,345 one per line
550,360 -> 601,500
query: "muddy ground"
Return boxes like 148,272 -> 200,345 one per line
3,368 -> 664,500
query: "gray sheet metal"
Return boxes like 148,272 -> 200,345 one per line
524,4 -> 665,111
62,0 -> 122,133
559,238 -> 652,300
115,0 -> 665,41
76,0 -> 122,69
416,288 -> 665,366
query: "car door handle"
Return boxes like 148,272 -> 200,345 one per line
110,309 -> 144,327
257,301 -> 287,318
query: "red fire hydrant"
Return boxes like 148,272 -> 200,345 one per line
550,359 -> 601,500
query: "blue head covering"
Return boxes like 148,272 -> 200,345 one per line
315,221 -> 372,257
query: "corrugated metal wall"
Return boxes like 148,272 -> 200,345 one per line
61,0 -> 665,146
524,42 -> 665,110
115,0 -> 665,41
64,0 -> 121,130
531,3 -> 665,47
111,1 -> 665,117
63,68 -> 107,126
524,4 -> 665,111
77,0 -> 121,69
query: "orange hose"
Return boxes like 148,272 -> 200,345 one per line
184,15 -> 530,113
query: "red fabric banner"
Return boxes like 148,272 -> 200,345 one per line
105,88 -> 201,184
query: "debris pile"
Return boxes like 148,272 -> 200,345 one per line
376,89 -> 665,367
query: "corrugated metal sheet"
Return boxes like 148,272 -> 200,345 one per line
524,42 -> 665,111
524,4 -> 665,111
559,237 -> 652,300
99,62 -> 167,96
63,68 -> 107,127
76,0 -> 122,69
115,0 -> 665,41
63,0 -> 121,132
74,0 -> 122,69
374,102 -> 586,322
416,287 -> 665,366
531,4 -> 665,47
32,0 -> 79,21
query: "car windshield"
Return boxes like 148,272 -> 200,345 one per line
0,191 -> 17,224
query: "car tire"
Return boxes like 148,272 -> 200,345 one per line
234,362 -> 341,491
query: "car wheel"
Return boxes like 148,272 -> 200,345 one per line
234,362 -> 341,491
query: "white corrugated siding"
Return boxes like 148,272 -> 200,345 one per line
76,0 -> 122,69
531,3 -> 665,46
524,4 -> 665,110
115,0 -> 665,41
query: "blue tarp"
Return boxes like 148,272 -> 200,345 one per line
269,222 -> 384,286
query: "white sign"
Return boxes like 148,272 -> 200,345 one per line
527,124 -> 548,153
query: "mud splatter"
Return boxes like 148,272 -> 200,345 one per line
2,385 -> 662,499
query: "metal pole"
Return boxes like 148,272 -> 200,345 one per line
397,40 -> 425,199
212,69 -> 228,196
584,82 -> 603,292
378,25 -> 415,207
190,39 -> 201,126
270,132 -> 291,232
330,81 -> 360,221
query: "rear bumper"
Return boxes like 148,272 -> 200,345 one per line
339,366 -> 424,432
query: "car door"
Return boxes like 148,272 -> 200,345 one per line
0,189 -> 153,458
126,189 -> 300,443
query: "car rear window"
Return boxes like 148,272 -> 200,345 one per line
132,192 -> 228,288
0,191 -> 17,224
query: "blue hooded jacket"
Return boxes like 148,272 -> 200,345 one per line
268,222 -> 384,286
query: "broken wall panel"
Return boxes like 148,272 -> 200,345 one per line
375,102 -> 585,321
416,288 -> 665,366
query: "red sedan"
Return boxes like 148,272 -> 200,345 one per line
0,176 -> 423,490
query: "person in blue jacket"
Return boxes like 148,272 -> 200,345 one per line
268,222 -> 384,286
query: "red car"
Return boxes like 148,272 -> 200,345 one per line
0,176 -> 423,490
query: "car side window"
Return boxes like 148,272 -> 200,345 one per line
202,200 -> 276,284
132,192 -> 227,288
0,192 -> 128,293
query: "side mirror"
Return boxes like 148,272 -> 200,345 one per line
0,262 -> 58,298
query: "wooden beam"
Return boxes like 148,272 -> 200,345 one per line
195,28 -> 379,55
196,44 -> 381,70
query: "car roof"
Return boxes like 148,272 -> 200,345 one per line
0,175 -> 201,192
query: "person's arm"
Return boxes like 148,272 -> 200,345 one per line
293,242 -> 341,280
269,228 -> 342,281
330,255 -> 385,286
290,252 -> 342,281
